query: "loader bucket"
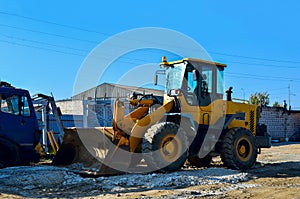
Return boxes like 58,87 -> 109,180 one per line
52,127 -> 134,176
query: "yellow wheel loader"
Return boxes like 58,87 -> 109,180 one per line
53,57 -> 271,175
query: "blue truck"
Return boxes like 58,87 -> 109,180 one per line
0,82 -> 41,167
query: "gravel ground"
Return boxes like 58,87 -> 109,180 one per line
0,142 -> 299,199
0,166 -> 251,198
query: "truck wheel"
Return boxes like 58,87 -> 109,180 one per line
0,138 -> 20,168
187,155 -> 212,168
221,128 -> 257,170
142,122 -> 188,172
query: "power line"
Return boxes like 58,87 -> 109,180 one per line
268,87 -> 288,91
0,23 -> 173,55
210,51 -> 300,64
3,32 -> 297,71
1,11 -> 300,65
227,74 -> 300,82
0,33 -> 88,52
1,34 -> 300,81
228,72 -> 300,81
0,39 -> 86,57
1,30 -> 299,77
0,28 -> 299,71
0,16 -> 300,73
0,24 -> 99,44
0,12 -> 184,50
227,74 -> 279,81
0,24 -> 152,64
0,11 -> 221,53
0,33 -> 163,63
1,36 -> 299,105
220,60 -> 297,69
0,11 -> 110,36
0,39 -> 148,66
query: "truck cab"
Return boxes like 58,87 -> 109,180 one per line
0,82 -> 40,167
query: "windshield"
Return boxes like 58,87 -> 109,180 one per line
165,63 -> 186,93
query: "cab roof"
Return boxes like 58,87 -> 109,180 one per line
160,57 -> 227,68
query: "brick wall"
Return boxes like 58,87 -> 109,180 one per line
260,107 -> 300,139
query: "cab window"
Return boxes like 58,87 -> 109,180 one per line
1,95 -> 19,115
0,95 -> 31,116
187,72 -> 197,93
185,71 -> 198,105
21,96 -> 31,116
202,65 -> 213,93
216,67 -> 224,94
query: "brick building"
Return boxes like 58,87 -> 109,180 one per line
260,107 -> 300,140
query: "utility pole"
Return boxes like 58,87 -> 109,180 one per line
288,82 -> 291,109
288,81 -> 296,110
241,88 -> 245,102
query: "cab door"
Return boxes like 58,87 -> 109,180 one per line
0,90 -> 37,149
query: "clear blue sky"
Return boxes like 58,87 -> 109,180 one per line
0,1 -> 299,108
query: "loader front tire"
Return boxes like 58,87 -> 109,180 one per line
142,122 -> 188,172
221,128 -> 257,170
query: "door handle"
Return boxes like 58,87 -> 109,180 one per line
21,118 -> 25,125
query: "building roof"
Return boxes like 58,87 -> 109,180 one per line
72,83 -> 164,100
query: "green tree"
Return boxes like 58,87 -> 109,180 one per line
273,101 -> 281,107
250,92 -> 270,107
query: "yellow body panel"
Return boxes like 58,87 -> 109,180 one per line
129,100 -> 174,152
112,98 -> 175,153
226,101 -> 257,135
164,94 -> 258,135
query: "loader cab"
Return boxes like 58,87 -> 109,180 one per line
160,57 -> 226,106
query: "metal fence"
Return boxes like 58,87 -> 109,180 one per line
35,113 -> 83,133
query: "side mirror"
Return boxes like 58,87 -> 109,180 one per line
154,70 -> 165,86
154,74 -> 158,85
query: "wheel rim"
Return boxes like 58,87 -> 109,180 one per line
236,136 -> 253,162
160,134 -> 182,162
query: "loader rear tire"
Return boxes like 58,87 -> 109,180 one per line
221,128 -> 257,170
0,138 -> 20,168
187,155 -> 212,168
142,122 -> 188,172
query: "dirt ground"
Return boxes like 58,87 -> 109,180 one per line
225,142 -> 300,199
0,142 -> 299,199
99,142 -> 300,199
